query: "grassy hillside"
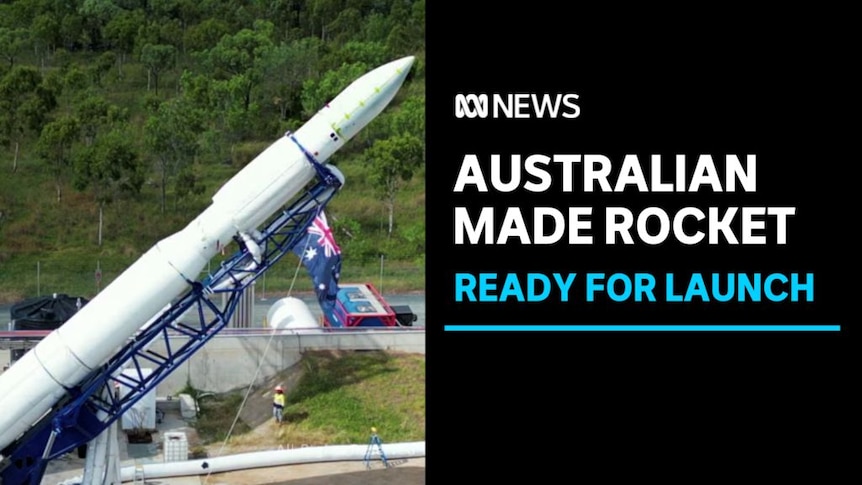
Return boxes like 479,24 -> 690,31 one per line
0,1 -> 426,303
193,350 -> 425,449
0,145 -> 426,302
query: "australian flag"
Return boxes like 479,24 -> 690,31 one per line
293,210 -> 343,327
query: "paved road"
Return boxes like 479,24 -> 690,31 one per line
203,459 -> 425,485
1,293 -> 424,369
1,294 -> 425,330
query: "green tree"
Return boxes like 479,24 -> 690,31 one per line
363,133 -> 423,236
176,70 -> 237,156
144,97 -> 202,213
387,94 -> 425,146
184,18 -> 230,53
260,37 -> 322,121
73,126 -> 145,206
31,14 -> 61,64
326,7 -> 363,45
41,69 -> 65,101
63,65 -> 89,97
173,0 -> 203,47
52,48 -> 72,71
92,51 -> 117,87
386,0 -> 424,57
174,165 -> 206,210
134,21 -> 160,57
210,75 -> 263,141
307,0 -> 344,41
0,65 -> 57,172
158,18 -> 184,68
201,20 -> 275,112
104,8 -> 145,78
267,0 -> 308,40
360,13 -> 393,44
322,40 -> 388,72
411,0 -> 426,40
80,0 -> 121,27
37,116 -> 80,203
0,2 -> 29,30
77,0 -> 121,49
74,94 -> 110,146
59,13 -> 85,50
140,43 -> 176,95
0,27 -> 27,69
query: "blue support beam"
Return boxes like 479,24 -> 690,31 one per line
1,165 -> 342,485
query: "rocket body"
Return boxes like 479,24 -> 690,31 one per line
0,56 -> 414,452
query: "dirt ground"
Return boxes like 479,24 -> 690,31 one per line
203,458 -> 425,485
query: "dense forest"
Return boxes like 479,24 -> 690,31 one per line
0,0 -> 426,302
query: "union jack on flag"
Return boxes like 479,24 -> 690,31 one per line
307,211 -> 341,258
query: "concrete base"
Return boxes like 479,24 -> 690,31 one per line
154,329 -> 424,395
178,394 -> 197,419
41,406 -> 207,485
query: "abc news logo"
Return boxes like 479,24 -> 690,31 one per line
454,93 -> 580,119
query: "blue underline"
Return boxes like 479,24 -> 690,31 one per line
444,325 -> 841,332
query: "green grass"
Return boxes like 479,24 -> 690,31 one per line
0,151 -> 425,303
287,351 -> 425,444
194,393 -> 253,443
194,351 -> 425,446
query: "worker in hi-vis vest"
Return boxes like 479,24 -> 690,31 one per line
273,385 -> 286,424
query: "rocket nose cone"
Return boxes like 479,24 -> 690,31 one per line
386,55 -> 416,90
396,56 -> 416,73
308,55 -> 417,147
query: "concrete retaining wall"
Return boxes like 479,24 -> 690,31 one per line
152,329 -> 425,395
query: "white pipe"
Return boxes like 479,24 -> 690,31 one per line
118,441 -> 425,482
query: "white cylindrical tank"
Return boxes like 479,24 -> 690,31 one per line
266,297 -> 321,330
120,368 -> 156,431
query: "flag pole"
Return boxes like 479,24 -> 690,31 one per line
379,253 -> 384,293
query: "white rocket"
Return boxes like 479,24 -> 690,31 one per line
0,56 -> 415,452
